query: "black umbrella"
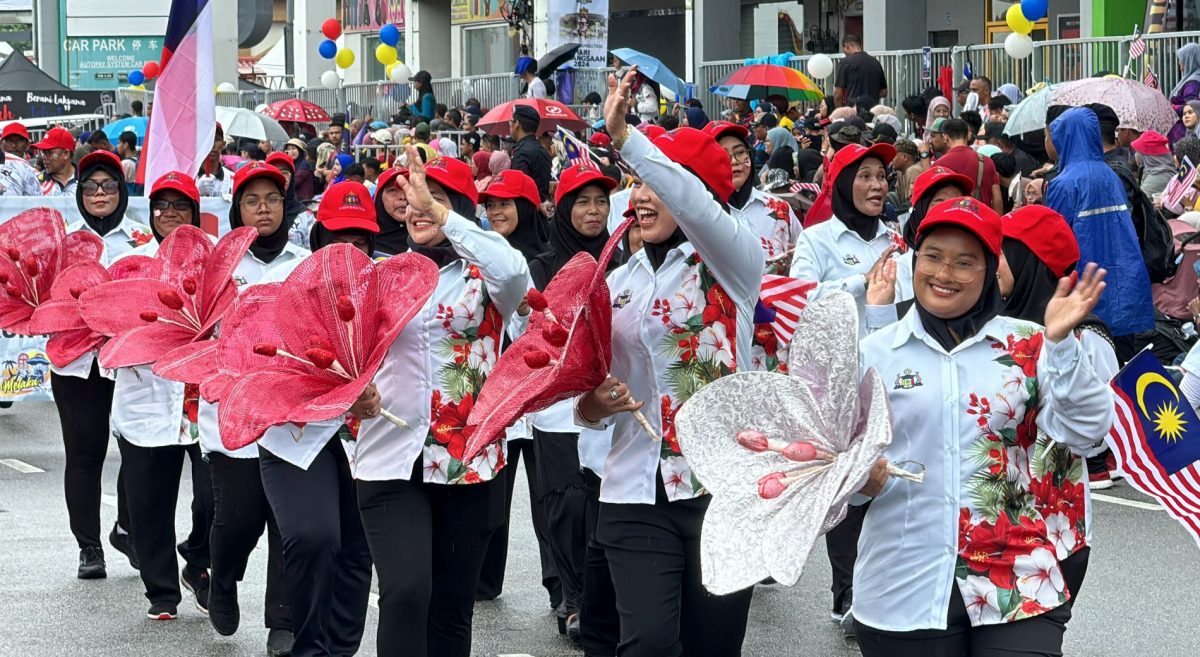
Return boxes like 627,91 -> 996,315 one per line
537,43 -> 581,78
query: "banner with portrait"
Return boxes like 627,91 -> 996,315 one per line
547,0 -> 610,69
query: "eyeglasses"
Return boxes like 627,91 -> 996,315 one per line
914,251 -> 987,282
240,194 -> 284,209
726,148 -> 751,164
81,180 -> 121,196
152,199 -> 193,212
44,149 -> 70,160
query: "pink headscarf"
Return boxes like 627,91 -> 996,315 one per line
488,150 -> 511,175
473,151 -> 492,181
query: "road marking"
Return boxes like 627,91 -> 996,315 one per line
369,592 -> 378,609
1092,492 -> 1163,511
101,493 -> 116,508
0,459 -> 43,473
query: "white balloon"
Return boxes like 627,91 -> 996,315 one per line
1004,32 -> 1035,60
389,62 -> 412,84
216,82 -> 237,93
321,70 -> 341,89
808,54 -> 834,80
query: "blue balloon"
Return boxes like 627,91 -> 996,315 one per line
1021,0 -> 1048,21
380,24 -> 400,47
318,39 -> 338,60
128,70 -> 145,86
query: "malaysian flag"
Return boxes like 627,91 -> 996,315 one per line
556,126 -> 600,171
1144,64 -> 1160,89
789,181 -> 821,195
1129,30 -> 1146,59
1163,156 -> 1197,209
1109,351 -> 1200,547
755,275 -> 817,345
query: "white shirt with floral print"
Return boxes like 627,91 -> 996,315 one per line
853,310 -> 1114,632
354,213 -> 529,485
731,187 -> 802,276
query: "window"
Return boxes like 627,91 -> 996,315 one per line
363,33 -> 407,82
463,25 -> 518,77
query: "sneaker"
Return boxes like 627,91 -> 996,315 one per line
830,610 -> 845,623
181,564 -> 210,614
1088,471 -> 1114,490
108,524 -> 140,570
146,602 -> 178,621
0,401 -> 12,408
207,580 -> 239,636
77,547 -> 106,580
840,608 -> 857,641
266,628 -> 294,657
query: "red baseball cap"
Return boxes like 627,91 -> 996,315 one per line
1001,206 -> 1080,277
266,151 -> 295,173
826,143 -> 898,190
554,163 -> 616,205
232,161 -> 287,195
78,149 -> 123,174
702,120 -> 750,143
588,132 -> 612,147
318,181 -> 379,233
32,126 -> 76,153
375,166 -> 409,194
912,166 -> 975,205
1,123 -> 29,141
481,169 -> 541,207
651,127 -> 735,202
149,171 -> 200,205
917,196 -> 1003,255
423,156 -> 479,204
640,124 -> 667,140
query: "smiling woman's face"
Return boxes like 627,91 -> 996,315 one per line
851,158 -> 889,216
407,179 -> 451,245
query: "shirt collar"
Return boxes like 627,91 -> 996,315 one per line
831,216 -> 892,242
627,240 -> 696,275
890,306 -> 1009,353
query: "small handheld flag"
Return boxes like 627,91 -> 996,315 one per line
556,126 -> 600,171
1129,28 -> 1146,59
1163,156 -> 1198,210
1144,63 -> 1160,90
755,275 -> 816,346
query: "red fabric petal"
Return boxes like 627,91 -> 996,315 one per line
79,279 -> 179,337
60,230 -> 105,269
46,329 -> 105,368
155,225 -> 213,288
153,341 -> 220,389
197,227 -> 257,325
29,262 -> 112,334
217,369 -> 339,450
97,321 -> 197,369
209,283 -> 286,401
108,255 -> 159,280
0,300 -> 35,334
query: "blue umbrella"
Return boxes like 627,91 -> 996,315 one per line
102,117 -> 148,147
610,47 -> 686,98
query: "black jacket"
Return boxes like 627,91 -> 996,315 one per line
510,135 -> 553,202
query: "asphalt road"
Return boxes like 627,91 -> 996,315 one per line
2,400 -> 1198,656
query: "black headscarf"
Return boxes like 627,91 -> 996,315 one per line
500,197 -> 549,262
1001,238 -> 1067,324
406,189 -> 478,269
913,228 -> 1004,352
229,177 -> 292,263
282,168 -> 308,228
529,184 -> 612,289
902,180 -> 970,249
372,174 -> 409,255
727,135 -> 756,211
308,224 -> 376,255
76,156 -> 129,237
643,226 -> 687,272
831,157 -> 884,241
766,146 -> 795,178
147,189 -> 200,243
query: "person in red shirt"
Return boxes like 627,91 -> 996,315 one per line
932,118 -> 1004,215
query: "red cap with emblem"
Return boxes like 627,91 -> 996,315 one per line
554,164 -> 616,205
651,127 -> 735,202
1001,206 -> 1080,277
588,132 -> 612,147
232,161 -> 287,194
375,166 -> 409,195
702,120 -> 750,143
265,151 -> 295,173
1,122 -> 30,141
912,166 -> 975,206
917,196 -> 1003,255
31,126 -> 76,153
422,156 -> 479,205
480,169 -> 541,207
149,171 -> 200,204
318,181 -> 379,233
78,149 -> 124,175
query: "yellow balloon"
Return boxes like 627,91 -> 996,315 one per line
1006,4 -> 1034,35
130,84 -> 145,90
335,48 -> 356,69
376,44 -> 398,66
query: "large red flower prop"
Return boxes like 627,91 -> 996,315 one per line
464,217 -> 654,461
0,208 -> 104,334
213,245 -> 439,450
77,225 -> 258,370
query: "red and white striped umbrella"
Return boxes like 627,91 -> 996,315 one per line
261,98 -> 331,124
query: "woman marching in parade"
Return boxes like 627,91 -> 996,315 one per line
351,152 -> 528,657
571,69 -> 764,656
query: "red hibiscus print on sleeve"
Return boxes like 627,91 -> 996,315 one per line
1006,333 -> 1044,377
432,392 -> 476,460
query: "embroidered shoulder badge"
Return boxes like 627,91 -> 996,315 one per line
893,368 -> 923,390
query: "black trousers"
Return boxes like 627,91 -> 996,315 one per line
855,547 -> 1090,657
826,501 -> 869,614
357,467 -> 503,657
580,470 -> 619,657
207,452 -> 290,630
51,366 -> 130,550
597,482 -> 755,657
534,429 -> 589,615
260,440 -> 372,657
117,438 -> 212,605
477,437 -> 559,604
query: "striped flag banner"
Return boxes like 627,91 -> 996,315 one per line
1144,64 -> 1160,89
1129,32 -> 1146,59
145,0 -> 215,186
789,181 -> 821,195
758,275 -> 817,345
555,126 -> 600,171
1163,156 -> 1197,209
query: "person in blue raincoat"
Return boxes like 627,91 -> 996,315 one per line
1045,106 -> 1154,359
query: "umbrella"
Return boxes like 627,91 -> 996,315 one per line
536,43 -> 581,78
1051,77 -> 1179,134
261,98 -> 331,124
215,106 -> 289,143
78,225 -> 259,370
102,116 -> 149,147
674,291 -> 923,595
0,208 -> 104,335
1003,84 -> 1055,136
711,64 -> 824,103
476,98 -> 588,136
213,245 -> 439,450
463,217 -> 657,462
611,47 -> 686,98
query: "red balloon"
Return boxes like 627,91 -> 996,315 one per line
142,61 -> 161,80
321,18 -> 341,40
